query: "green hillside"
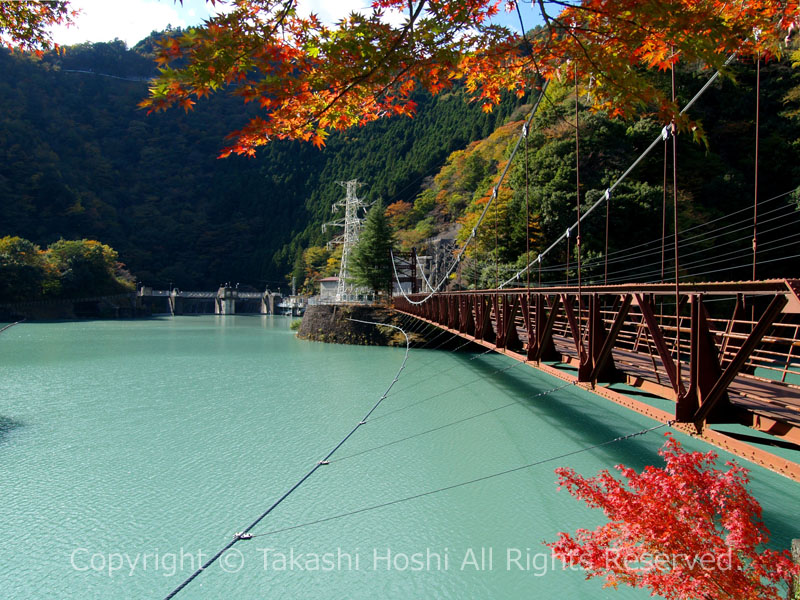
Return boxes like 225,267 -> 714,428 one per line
2,36 -> 799,298
0,36 -> 526,293
388,60 -> 800,289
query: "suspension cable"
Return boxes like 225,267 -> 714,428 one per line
416,252 -> 434,292
499,54 -> 738,289
604,168 -> 610,284
601,219 -> 800,282
575,63 -> 583,349
392,81 -> 551,305
671,50 -> 682,397
529,189 -> 796,275
525,121 -> 531,291
601,231 -> 800,285
661,127 -> 668,282
495,180 -> 500,288
503,189 -> 799,286
753,53 -> 761,281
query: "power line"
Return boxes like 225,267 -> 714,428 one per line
61,68 -> 150,82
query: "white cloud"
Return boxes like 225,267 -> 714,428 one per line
51,0 -> 190,47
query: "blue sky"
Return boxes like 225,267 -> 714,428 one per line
51,0 -> 538,48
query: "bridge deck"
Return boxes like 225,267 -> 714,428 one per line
551,336 -> 800,431
394,279 -> 800,481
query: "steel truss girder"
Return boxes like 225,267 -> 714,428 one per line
393,280 -> 800,481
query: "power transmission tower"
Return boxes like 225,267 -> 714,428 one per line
322,179 -> 369,302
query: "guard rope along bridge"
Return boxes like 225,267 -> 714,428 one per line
162,319 -> 410,599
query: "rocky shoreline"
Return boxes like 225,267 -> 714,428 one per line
296,304 -> 421,346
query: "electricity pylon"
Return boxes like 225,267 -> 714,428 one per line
322,179 -> 369,302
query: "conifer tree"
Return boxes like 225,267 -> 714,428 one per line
349,200 -> 395,297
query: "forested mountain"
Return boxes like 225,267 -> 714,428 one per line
0,35 -> 526,291
2,35 -> 799,296
388,59 -> 800,288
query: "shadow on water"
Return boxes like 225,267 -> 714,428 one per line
717,430 -> 800,453
0,415 -> 23,445
445,351 -> 800,549
448,351 -> 660,467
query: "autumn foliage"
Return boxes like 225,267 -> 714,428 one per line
135,0 -> 799,157
5,1 -> 797,156
0,1 -> 76,55
547,434 -> 800,599
2,0 -> 798,156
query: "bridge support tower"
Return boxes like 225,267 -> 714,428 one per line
261,292 -> 280,314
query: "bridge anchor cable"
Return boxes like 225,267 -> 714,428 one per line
161,320 -> 410,599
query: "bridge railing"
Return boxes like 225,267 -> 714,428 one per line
140,290 -> 266,299
394,279 -> 800,443
549,296 -> 800,387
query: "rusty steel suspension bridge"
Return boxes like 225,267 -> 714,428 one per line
392,57 -> 800,482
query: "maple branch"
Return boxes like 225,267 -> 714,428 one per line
303,0 -> 429,127
220,0 -> 297,75
144,0 -> 796,155
541,11 -> 662,114
408,0 -> 414,42
369,62 -> 421,108
148,0 -> 299,104
543,0 -> 667,38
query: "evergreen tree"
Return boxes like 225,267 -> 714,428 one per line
349,200 -> 395,296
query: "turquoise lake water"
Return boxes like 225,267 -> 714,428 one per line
0,316 -> 798,599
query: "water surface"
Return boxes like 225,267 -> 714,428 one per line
1,316 -> 797,599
